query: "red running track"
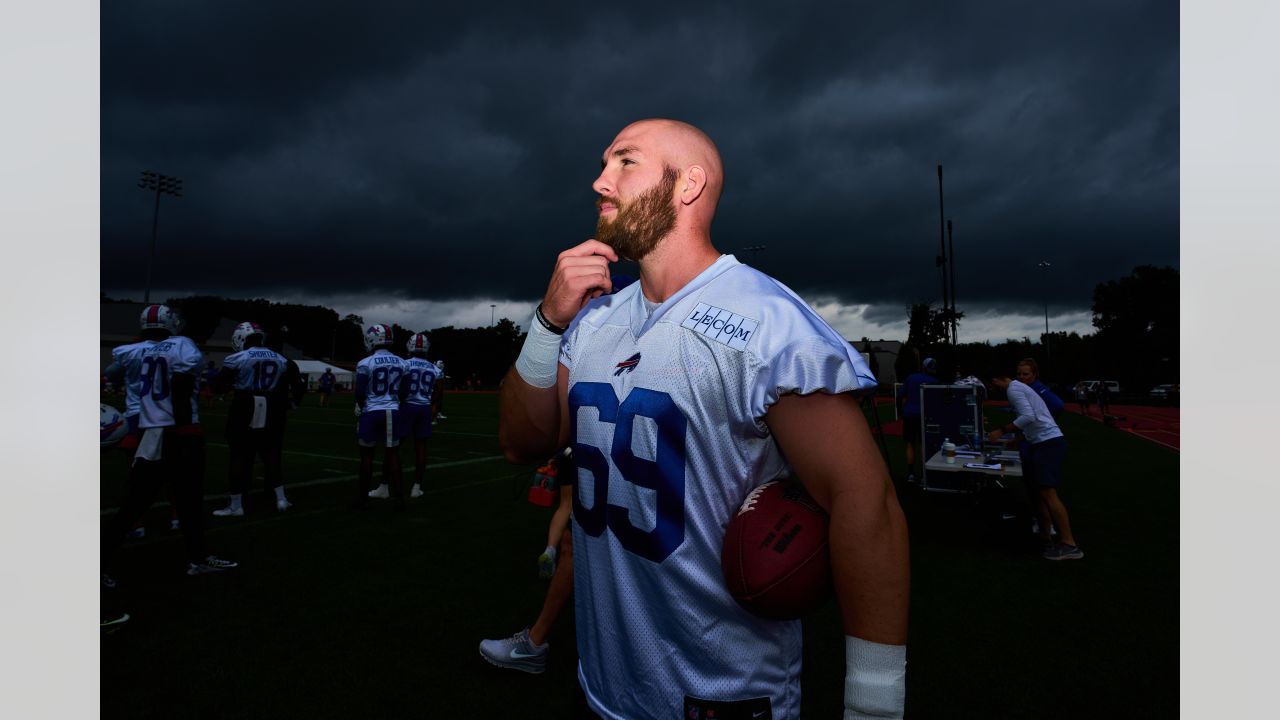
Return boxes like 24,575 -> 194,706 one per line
868,398 -> 1179,451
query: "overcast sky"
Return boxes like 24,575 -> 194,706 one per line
100,1 -> 1177,342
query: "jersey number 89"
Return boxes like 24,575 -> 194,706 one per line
568,382 -> 687,563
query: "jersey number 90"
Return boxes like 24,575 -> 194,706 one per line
569,382 -> 687,563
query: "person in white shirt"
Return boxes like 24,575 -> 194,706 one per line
988,370 -> 1083,560
496,118 -> 909,719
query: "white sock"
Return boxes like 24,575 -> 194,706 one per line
274,486 -> 287,502
228,493 -> 243,511
543,545 -> 558,561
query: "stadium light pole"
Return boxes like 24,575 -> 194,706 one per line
1037,261 -> 1052,335
936,165 -> 950,345
1038,260 -> 1052,370
137,171 -> 183,304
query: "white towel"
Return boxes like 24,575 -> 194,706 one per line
963,462 -> 1003,470
134,428 -> 164,464
250,396 -> 268,429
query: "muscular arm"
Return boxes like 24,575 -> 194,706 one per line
498,363 -> 570,464
765,391 -> 909,644
499,239 -> 617,464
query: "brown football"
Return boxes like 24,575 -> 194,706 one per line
721,479 -> 832,620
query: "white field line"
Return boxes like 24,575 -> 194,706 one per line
101,454 -> 508,516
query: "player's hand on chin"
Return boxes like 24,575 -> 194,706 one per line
541,239 -> 618,327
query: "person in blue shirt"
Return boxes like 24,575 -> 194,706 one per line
1021,357 -> 1064,418
897,355 -> 937,483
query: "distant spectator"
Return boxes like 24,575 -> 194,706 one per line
318,368 -> 336,407
897,355 -> 937,483
200,360 -> 219,407
1095,380 -> 1112,415
1074,382 -> 1092,416
1020,358 -> 1064,419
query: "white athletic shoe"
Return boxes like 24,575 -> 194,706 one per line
212,505 -> 244,517
276,499 -> 293,512
479,628 -> 548,674
409,484 -> 424,499
367,485 -> 390,499
186,556 -> 239,576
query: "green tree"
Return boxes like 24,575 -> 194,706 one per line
1091,265 -> 1179,388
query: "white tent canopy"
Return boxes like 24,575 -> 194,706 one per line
295,360 -> 354,388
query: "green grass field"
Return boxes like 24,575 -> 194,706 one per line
100,392 -> 1178,718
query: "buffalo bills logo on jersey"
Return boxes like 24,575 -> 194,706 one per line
680,303 -> 759,351
614,353 -> 642,376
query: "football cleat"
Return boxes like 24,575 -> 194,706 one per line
364,323 -> 394,352
276,499 -> 293,512
367,485 -> 390,499
409,484 -> 424,499
406,332 -> 431,356
230,321 -> 266,352
139,304 -> 181,334
126,527 -> 146,539
212,505 -> 244,517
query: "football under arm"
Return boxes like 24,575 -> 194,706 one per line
497,363 -> 570,464
764,391 -> 909,644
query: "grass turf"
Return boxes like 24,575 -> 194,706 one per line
100,392 -> 1177,718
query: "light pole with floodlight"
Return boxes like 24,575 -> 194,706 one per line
137,171 -> 183,304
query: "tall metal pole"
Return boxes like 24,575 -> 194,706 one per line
1038,260 -> 1052,368
144,186 -> 161,304
490,304 -> 496,326
947,219 -> 957,345
936,166 -> 949,344
137,171 -> 182,305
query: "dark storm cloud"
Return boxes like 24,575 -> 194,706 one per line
101,1 -> 1177,317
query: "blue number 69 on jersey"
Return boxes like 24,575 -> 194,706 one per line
568,382 -> 687,563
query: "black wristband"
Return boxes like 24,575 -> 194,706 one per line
535,303 -> 567,335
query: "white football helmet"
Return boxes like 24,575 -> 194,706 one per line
231,321 -> 266,353
139,304 -> 181,334
100,403 -> 127,448
406,332 -> 430,355
364,323 -> 393,352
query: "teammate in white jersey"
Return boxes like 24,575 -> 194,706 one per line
498,120 -> 909,719
101,304 -> 238,580
211,322 -> 296,517
401,332 -> 443,499
353,323 -> 409,508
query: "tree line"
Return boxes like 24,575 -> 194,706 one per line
895,265 -> 1178,395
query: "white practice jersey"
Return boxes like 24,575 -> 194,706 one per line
137,336 -> 203,429
403,357 -> 443,407
356,349 -> 406,411
111,340 -> 156,418
223,347 -> 288,393
560,254 -> 876,720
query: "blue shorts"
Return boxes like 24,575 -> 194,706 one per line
357,408 -> 402,447
400,403 -> 434,440
1026,435 -> 1067,489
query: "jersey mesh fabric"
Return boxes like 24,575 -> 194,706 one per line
223,348 -> 288,392
137,336 -> 202,429
111,340 -> 156,417
560,254 -> 876,720
356,349 -> 406,411
403,357 -> 442,406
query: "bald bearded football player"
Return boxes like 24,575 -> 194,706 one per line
498,119 -> 910,719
